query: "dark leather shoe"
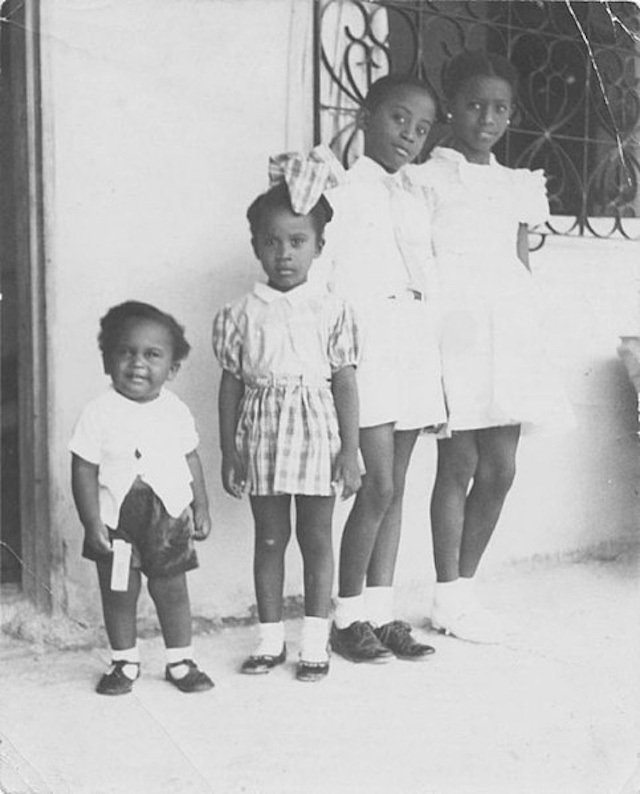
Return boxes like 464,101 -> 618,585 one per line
96,661 -> 140,695
240,645 -> 287,675
375,620 -> 435,660
165,660 -> 214,692
296,659 -> 329,682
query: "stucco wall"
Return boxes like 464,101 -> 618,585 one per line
40,1 -> 640,625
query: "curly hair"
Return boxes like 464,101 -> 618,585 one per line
246,181 -> 333,240
98,301 -> 191,363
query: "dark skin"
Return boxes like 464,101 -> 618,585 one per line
71,319 -> 211,651
218,207 -> 361,622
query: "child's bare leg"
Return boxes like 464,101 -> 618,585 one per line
364,429 -> 435,659
149,572 -> 214,691
147,572 -> 192,649
430,431 -> 478,582
338,423 -> 395,597
295,495 -> 335,618
249,495 -> 292,622
295,495 -> 335,673
331,425 -> 396,663
95,562 -> 142,693
96,561 -> 141,650
241,495 -> 291,672
459,425 -> 520,578
366,429 -> 419,588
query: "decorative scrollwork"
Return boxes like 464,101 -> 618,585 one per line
314,0 -> 640,239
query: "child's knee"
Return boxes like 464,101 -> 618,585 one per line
476,458 -> 517,495
255,533 -> 288,559
148,572 -> 188,604
361,473 -> 394,514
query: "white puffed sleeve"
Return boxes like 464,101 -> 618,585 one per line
515,168 -> 550,227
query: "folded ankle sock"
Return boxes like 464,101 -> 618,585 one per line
111,645 -> 140,680
334,594 -> 365,630
300,616 -> 329,663
166,645 -> 194,679
365,586 -> 394,626
255,621 -> 285,656
433,579 -> 466,613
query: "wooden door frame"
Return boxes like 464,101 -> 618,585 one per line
10,0 -> 51,611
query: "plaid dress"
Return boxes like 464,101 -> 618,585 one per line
212,282 -> 360,496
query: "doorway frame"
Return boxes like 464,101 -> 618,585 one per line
8,0 -> 51,611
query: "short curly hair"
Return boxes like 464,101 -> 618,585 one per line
246,182 -> 333,240
98,301 -> 191,363
443,50 -> 519,101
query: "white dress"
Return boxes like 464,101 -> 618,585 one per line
411,147 -> 573,434
318,156 -> 446,431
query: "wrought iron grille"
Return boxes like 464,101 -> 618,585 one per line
314,0 -> 640,239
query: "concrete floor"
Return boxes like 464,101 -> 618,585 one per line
1,550 -> 640,794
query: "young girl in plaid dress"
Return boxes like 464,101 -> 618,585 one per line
212,181 -> 361,682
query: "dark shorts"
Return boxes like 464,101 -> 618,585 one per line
83,479 -> 198,580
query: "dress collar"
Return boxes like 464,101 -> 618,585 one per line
349,155 -> 414,190
253,280 -> 317,306
431,147 -> 498,167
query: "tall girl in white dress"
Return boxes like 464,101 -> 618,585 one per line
413,51 -> 573,643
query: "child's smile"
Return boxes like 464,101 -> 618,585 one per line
448,75 -> 513,164
106,318 -> 178,402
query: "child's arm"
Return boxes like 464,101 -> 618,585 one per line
331,365 -> 361,499
186,450 -> 212,540
71,454 -> 112,555
218,370 -> 246,498
517,223 -> 531,272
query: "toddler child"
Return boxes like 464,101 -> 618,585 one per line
69,301 -> 213,694
212,181 -> 361,682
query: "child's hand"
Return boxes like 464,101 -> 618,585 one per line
221,452 -> 246,499
192,506 -> 212,541
84,523 -> 112,556
332,452 -> 362,500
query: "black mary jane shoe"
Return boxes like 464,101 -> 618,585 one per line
96,660 -> 140,696
240,645 -> 287,675
165,659 -> 214,693
296,659 -> 330,683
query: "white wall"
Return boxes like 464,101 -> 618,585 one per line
40,1 -> 640,624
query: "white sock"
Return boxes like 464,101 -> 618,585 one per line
458,576 -> 476,605
334,594 -> 365,629
166,645 -> 193,680
300,616 -> 329,663
255,621 -> 285,656
111,645 -> 140,680
433,580 -> 466,613
365,586 -> 394,626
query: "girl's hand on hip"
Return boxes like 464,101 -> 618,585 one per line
332,452 -> 362,500
222,452 -> 246,499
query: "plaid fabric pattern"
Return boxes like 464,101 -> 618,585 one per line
213,284 -> 360,496
236,382 -> 341,496
268,144 -> 346,215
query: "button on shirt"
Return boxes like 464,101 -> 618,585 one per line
69,388 -> 198,527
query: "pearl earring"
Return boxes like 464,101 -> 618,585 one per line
446,112 -> 452,122
506,119 -> 511,126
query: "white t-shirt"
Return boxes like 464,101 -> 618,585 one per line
69,387 -> 198,527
